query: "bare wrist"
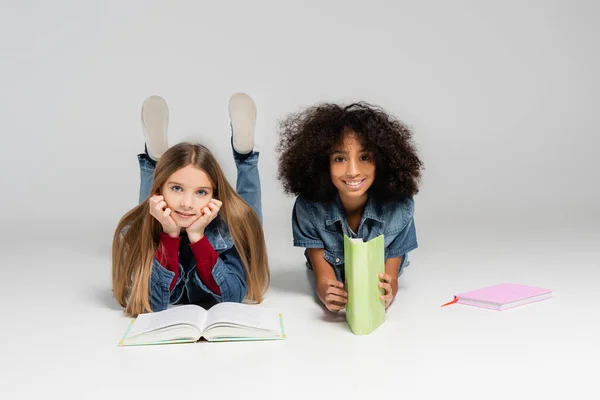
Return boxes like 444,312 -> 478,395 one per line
164,229 -> 180,238
187,232 -> 204,244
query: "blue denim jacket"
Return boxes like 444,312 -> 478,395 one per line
291,194 -> 418,282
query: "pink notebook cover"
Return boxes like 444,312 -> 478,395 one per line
457,283 -> 551,305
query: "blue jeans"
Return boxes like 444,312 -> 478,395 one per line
138,142 -> 263,310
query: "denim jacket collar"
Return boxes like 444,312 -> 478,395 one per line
325,193 -> 386,226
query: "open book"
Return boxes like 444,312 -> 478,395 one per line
118,302 -> 285,346
344,234 -> 386,335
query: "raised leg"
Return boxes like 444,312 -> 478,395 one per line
228,93 -> 262,223
138,95 -> 169,203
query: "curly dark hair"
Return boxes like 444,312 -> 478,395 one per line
276,101 -> 424,202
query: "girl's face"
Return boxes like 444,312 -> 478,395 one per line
161,165 -> 214,228
329,132 -> 375,202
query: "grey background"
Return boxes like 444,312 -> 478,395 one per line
1,1 -> 598,399
2,0 -> 598,237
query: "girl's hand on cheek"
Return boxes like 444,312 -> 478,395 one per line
148,195 -> 180,237
186,199 -> 222,243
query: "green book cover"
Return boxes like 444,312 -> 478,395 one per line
344,234 -> 386,335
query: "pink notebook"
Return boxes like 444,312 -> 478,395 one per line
442,283 -> 552,310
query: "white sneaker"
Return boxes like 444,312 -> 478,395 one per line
228,92 -> 256,154
141,95 -> 169,161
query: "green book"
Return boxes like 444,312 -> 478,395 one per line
344,234 -> 386,335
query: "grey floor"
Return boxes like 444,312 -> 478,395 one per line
1,220 -> 598,399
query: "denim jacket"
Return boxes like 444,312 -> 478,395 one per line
149,215 -> 247,312
291,194 -> 418,282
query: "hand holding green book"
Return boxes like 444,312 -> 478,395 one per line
344,234 -> 386,335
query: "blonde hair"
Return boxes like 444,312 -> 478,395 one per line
112,142 -> 270,317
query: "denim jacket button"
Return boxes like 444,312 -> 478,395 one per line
335,258 -> 340,263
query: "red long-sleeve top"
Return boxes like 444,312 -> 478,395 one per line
154,232 -> 221,294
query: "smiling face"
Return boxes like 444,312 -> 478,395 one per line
161,164 -> 214,228
329,131 -> 375,205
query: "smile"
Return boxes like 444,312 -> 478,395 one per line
343,179 -> 365,189
175,211 -> 195,218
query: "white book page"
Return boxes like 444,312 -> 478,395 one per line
204,303 -> 280,333
128,304 -> 208,338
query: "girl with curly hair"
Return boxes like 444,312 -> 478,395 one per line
277,102 -> 423,312
112,93 -> 269,317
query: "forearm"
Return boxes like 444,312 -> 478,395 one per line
149,258 -> 179,312
385,256 -> 402,302
189,243 -> 248,303
155,232 -> 181,291
189,235 -> 221,295
306,248 -> 337,301
209,257 -> 247,303
390,276 -> 399,298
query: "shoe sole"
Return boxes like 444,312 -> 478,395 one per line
228,93 -> 256,153
141,95 -> 169,160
